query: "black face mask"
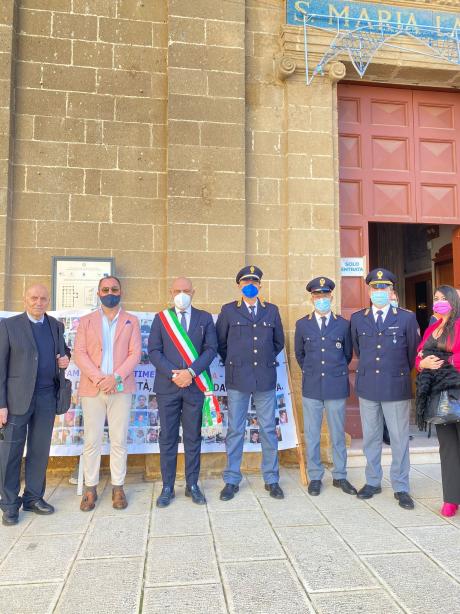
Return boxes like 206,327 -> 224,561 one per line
100,294 -> 121,308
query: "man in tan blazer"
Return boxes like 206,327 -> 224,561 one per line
74,276 -> 141,511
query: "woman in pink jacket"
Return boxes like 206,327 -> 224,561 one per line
416,285 -> 460,517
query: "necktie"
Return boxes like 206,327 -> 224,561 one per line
320,316 -> 327,332
376,310 -> 384,332
249,306 -> 256,320
180,311 -> 187,332
34,321 -> 43,327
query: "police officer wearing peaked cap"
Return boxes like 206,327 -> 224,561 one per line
216,265 -> 285,501
295,276 -> 357,497
350,268 -> 420,509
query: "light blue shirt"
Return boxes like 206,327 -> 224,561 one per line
100,308 -> 120,375
27,312 -> 45,324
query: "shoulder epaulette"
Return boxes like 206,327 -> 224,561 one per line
236,299 -> 242,307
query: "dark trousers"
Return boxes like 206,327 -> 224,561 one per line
0,389 -> 56,513
156,389 -> 203,488
436,422 -> 460,504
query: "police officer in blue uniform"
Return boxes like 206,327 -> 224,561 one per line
351,268 -> 420,509
295,277 -> 356,496
216,266 -> 285,500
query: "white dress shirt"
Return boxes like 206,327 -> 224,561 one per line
175,306 -> 191,331
372,303 -> 391,323
314,311 -> 331,330
243,298 -> 258,317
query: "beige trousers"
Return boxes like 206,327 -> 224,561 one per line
81,392 -> 132,487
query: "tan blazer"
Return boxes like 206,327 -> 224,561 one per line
74,308 -> 141,397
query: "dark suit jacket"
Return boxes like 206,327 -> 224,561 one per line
148,307 -> 218,395
350,306 -> 420,402
0,312 -> 71,415
295,312 -> 352,400
216,300 -> 285,393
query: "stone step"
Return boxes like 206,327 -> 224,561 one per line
347,442 -> 440,467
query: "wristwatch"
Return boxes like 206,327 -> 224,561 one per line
187,367 -> 196,378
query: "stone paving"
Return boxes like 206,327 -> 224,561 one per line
1,463 -> 460,613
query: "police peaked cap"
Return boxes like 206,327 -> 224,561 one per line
236,265 -> 263,283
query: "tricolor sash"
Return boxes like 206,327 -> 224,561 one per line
158,309 -> 222,437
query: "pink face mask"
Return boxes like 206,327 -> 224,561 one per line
433,299 -> 452,315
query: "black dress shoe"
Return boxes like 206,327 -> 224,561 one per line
2,511 -> 19,526
333,479 -> 358,495
156,486 -> 175,508
22,499 -> 55,515
308,480 -> 321,496
394,491 -> 415,510
265,483 -> 284,499
185,484 -> 206,505
220,483 -> 239,501
357,484 -> 382,499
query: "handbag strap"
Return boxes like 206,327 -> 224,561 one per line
57,324 -> 67,379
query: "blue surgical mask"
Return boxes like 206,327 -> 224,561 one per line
371,290 -> 390,308
100,294 -> 121,308
242,284 -> 259,299
314,298 -> 331,313
390,300 -> 398,308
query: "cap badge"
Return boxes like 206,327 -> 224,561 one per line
377,270 -> 383,279
320,278 -> 325,287
250,266 -> 255,274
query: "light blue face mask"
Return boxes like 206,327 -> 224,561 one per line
314,297 -> 331,313
371,290 -> 390,308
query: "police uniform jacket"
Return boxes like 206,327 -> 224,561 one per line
216,299 -> 284,393
350,306 -> 420,402
294,312 -> 352,400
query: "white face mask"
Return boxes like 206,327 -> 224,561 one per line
174,291 -> 192,311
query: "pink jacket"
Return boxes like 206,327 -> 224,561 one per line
415,318 -> 460,373
74,309 -> 141,397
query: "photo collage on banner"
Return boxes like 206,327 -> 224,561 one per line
0,311 -> 297,456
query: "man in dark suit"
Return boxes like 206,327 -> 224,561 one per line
350,268 -> 420,509
148,277 -> 217,507
216,265 -> 285,501
0,284 -> 70,526
295,276 -> 356,497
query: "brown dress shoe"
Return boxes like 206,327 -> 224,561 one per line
80,489 -> 97,512
112,486 -> 128,510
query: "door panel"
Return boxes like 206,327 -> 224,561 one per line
414,91 -> 460,223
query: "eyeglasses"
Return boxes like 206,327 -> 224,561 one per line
100,287 -> 120,294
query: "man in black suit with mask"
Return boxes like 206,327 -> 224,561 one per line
0,284 -> 70,526
148,277 -> 217,508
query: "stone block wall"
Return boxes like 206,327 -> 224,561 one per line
7,0 -> 168,311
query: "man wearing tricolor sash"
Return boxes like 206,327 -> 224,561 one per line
216,266 -> 285,501
148,277 -> 218,507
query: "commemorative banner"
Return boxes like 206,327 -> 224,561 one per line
0,310 -> 297,456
